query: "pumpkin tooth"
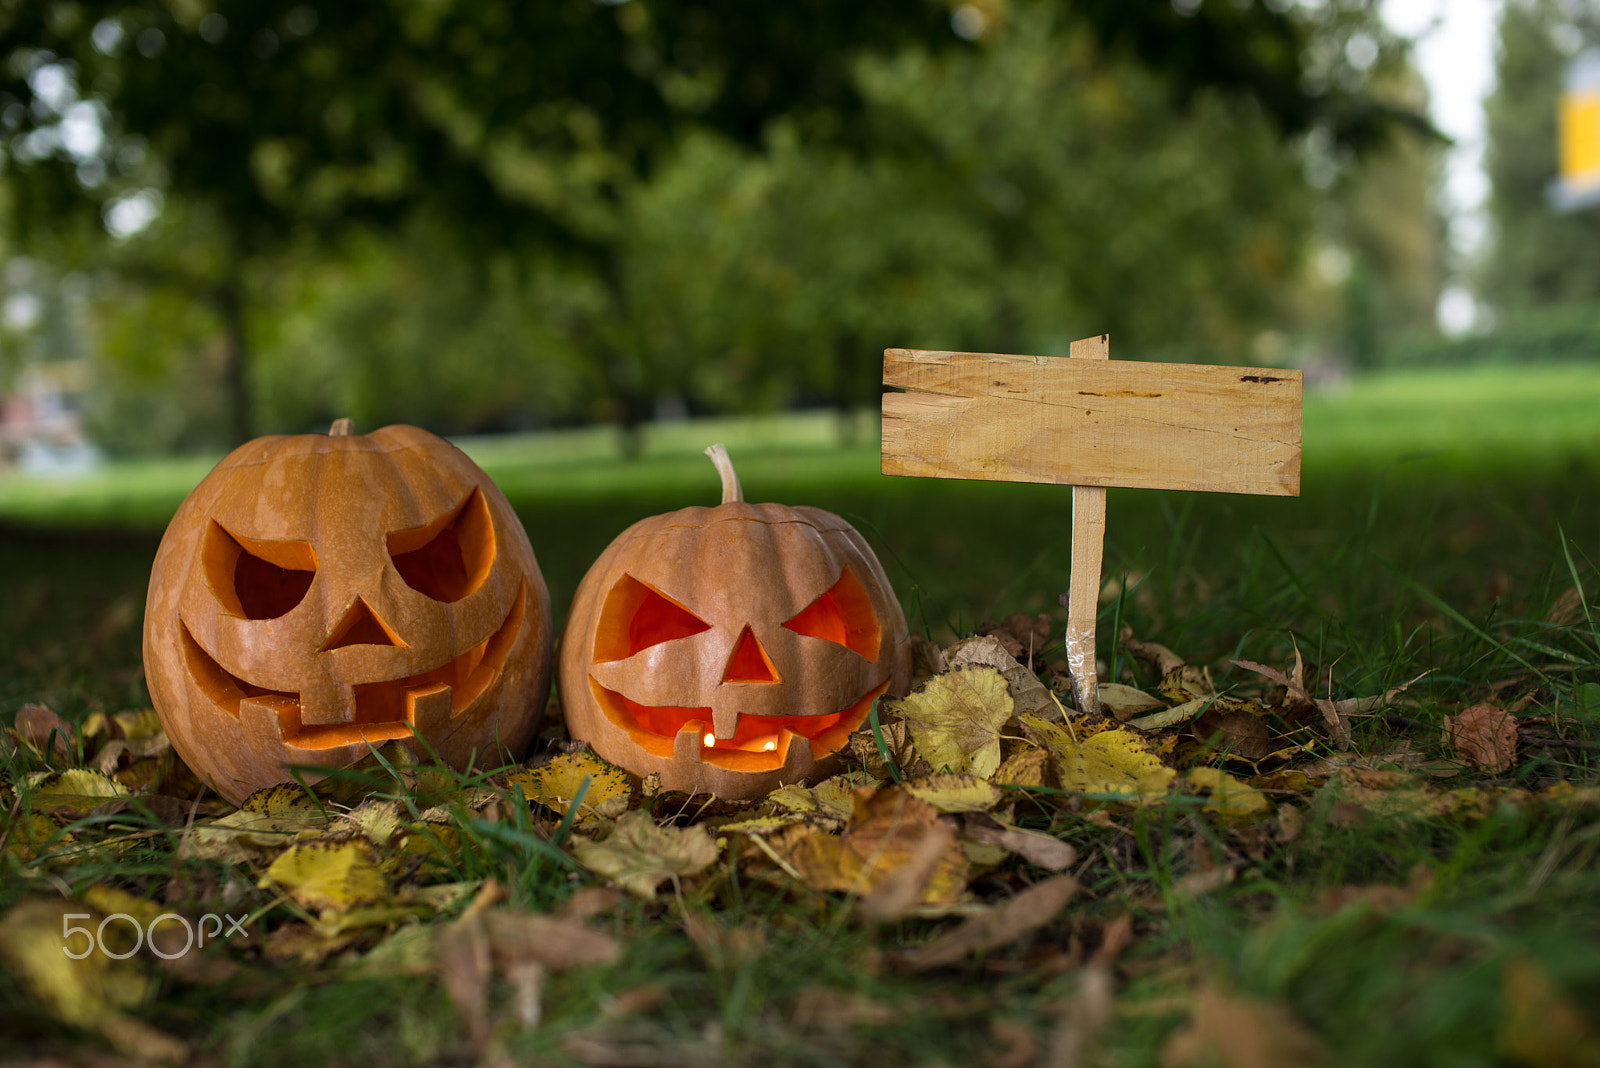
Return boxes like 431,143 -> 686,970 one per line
673,722 -> 708,763
405,683 -> 452,737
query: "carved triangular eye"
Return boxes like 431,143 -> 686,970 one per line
204,521 -> 317,620
594,574 -> 712,662
783,567 -> 880,661
388,488 -> 496,603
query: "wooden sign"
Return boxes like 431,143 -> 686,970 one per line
882,336 -> 1302,716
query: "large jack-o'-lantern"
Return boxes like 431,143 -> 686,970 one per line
143,420 -> 552,805
559,445 -> 911,798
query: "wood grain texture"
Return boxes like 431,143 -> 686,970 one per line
881,348 -> 1301,496
1065,335 -> 1108,719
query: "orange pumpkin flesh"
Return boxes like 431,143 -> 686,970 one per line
144,422 -> 552,805
559,445 -> 910,798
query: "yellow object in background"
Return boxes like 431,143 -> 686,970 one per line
1559,89 -> 1600,183
1552,50 -> 1600,210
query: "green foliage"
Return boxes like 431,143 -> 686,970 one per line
1484,0 -> 1600,311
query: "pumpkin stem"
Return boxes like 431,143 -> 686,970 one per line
329,418 -> 354,437
704,443 -> 743,504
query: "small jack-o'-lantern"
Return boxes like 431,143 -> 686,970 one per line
558,445 -> 911,798
143,420 -> 552,805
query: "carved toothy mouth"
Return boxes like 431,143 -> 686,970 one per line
587,676 -> 887,773
179,585 -> 527,750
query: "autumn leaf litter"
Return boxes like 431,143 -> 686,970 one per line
4,624 -> 1600,1063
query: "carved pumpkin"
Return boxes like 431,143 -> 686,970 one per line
558,445 -> 911,798
143,420 -> 552,805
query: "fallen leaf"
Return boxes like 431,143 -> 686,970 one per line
505,750 -> 633,822
571,810 -> 720,898
682,911 -> 768,970
1445,704 -> 1518,774
1119,628 -> 1186,678
945,635 -> 1056,717
179,786 -> 329,862
847,713 -> 920,780
1185,768 -> 1271,819
1099,684 -> 1167,722
1157,665 -> 1215,704
1021,715 -> 1175,804
902,773 -> 1004,813
1047,961 -> 1115,1068
778,787 -> 968,909
261,840 -> 391,914
858,818 -> 961,922
1498,956 -> 1600,1068
14,703 -> 75,760
1316,864 -> 1433,917
1126,697 -> 1211,732
1162,986 -> 1328,1068
27,769 -> 131,817
992,747 -> 1051,788
893,667 -> 1014,778
484,908 -> 622,971
0,898 -> 188,1064
897,874 -> 1079,970
961,814 -> 1078,871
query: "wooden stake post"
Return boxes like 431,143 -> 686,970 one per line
882,335 -> 1302,716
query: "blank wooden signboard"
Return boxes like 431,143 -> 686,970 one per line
881,336 -> 1303,716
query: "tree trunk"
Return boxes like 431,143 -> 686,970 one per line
832,331 -> 864,445
214,275 -> 253,445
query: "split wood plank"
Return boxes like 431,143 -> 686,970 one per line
881,348 -> 1302,496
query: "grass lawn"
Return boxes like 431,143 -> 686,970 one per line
2,361 -> 1598,1066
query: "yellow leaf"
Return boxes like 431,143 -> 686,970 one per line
717,814 -> 807,835
993,748 -> 1050,788
571,810 -> 720,899
505,750 -> 633,822
180,789 -> 329,862
903,774 -> 1004,813
893,667 -> 1014,778
1186,768 -> 1271,818
0,898 -> 187,1063
27,769 -> 130,816
768,772 -> 871,825
1126,697 -> 1211,732
1022,715 -> 1174,804
262,840 -> 391,914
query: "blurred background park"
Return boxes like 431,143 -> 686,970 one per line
0,0 -> 1598,652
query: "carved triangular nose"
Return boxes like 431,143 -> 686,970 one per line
321,597 -> 404,651
721,625 -> 780,684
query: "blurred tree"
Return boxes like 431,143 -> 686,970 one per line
0,0 -> 1423,448
1483,0 -> 1600,313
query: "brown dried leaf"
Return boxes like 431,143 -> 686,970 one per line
1161,986 -> 1329,1068
1099,683 -> 1167,722
682,912 -> 768,970
1498,956 -> 1600,1068
961,814 -> 1077,871
1120,628 -> 1186,677
897,874 -> 1079,970
947,634 -> 1057,718
859,819 -> 961,922
779,787 -> 969,909
484,909 -> 622,971
1445,703 -> 1518,774
14,703 -> 75,760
